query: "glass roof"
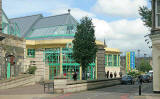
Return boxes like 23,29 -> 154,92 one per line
26,24 -> 77,39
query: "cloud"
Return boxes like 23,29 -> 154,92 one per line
92,0 -> 148,18
92,18 -> 151,55
2,0 -> 71,18
50,8 -> 95,20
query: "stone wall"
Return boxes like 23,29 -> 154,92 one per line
0,33 -> 25,79
54,78 -> 121,94
24,48 -> 49,82
150,33 -> 160,92
96,45 -> 105,79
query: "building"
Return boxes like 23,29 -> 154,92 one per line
0,2 -> 25,80
105,48 -> 121,77
150,0 -> 160,92
1,8 -> 122,81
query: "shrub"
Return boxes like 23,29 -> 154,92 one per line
127,71 -> 141,78
27,66 -> 37,74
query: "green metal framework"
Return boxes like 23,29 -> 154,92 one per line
62,48 -> 80,80
44,48 -> 60,80
27,49 -> 35,58
113,55 -> 117,66
25,24 -> 77,40
44,46 -> 96,80
108,54 -> 113,66
87,63 -> 96,80
2,22 -> 21,37
105,54 -> 120,67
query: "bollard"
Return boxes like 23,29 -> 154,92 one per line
139,85 -> 141,95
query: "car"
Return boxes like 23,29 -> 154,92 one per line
146,72 -> 153,81
141,75 -> 151,83
121,75 -> 135,85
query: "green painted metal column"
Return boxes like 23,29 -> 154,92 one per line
112,54 -> 114,67
117,54 -> 118,66
7,63 -> 10,79
60,48 -> 63,75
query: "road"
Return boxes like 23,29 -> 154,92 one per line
44,82 -> 153,99
0,82 -> 154,99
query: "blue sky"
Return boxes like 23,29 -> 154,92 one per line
2,0 -> 152,56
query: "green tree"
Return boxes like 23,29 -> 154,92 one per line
139,5 -> 152,28
139,59 -> 152,72
72,17 -> 97,79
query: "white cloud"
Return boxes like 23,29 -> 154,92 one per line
50,8 -> 95,20
92,0 -> 148,18
2,0 -> 71,18
92,18 -> 151,55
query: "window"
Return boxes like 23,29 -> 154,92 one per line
156,0 -> 160,27
105,55 -> 107,66
27,49 -> 35,57
108,54 -> 112,66
118,55 -> 120,66
114,55 -> 117,66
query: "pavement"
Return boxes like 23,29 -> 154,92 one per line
0,82 -> 159,99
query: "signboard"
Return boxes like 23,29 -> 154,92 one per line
126,52 -> 135,73
130,52 -> 135,70
126,52 -> 130,72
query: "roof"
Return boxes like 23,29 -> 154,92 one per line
105,47 -> 121,53
8,13 -> 78,39
9,14 -> 42,37
33,13 -> 78,29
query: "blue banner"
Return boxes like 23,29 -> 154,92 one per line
130,52 -> 135,70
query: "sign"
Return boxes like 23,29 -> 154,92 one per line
126,52 -> 135,73
126,52 -> 130,72
130,52 -> 135,70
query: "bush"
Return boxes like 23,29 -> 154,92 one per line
27,66 -> 37,74
127,71 -> 141,78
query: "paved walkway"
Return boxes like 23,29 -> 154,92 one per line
0,84 -> 59,99
134,95 -> 160,99
0,84 -> 45,95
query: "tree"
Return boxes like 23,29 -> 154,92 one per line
139,59 -> 152,72
72,17 -> 97,79
139,5 -> 152,28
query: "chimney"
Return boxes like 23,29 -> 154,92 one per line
68,9 -> 71,14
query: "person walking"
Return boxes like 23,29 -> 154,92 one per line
119,71 -> 122,78
114,71 -> 117,78
110,72 -> 113,78
73,72 -> 77,81
106,71 -> 109,78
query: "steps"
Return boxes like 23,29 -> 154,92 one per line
0,74 -> 36,89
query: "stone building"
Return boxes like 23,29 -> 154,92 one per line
105,48 -> 121,77
1,8 -> 121,81
150,0 -> 160,92
0,6 -> 25,79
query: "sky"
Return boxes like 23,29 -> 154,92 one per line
2,0 -> 152,57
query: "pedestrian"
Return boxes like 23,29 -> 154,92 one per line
87,72 -> 90,79
73,72 -> 77,81
114,71 -> 117,78
138,75 -> 143,85
106,71 -> 109,78
119,72 -> 122,78
110,72 -> 113,78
